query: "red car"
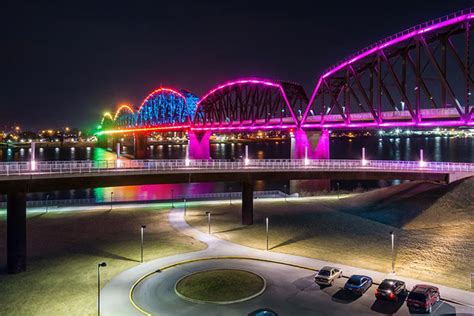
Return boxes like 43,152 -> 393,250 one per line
406,284 -> 440,313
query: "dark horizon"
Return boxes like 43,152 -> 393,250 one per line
2,0 -> 473,130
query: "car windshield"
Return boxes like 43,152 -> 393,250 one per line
348,277 -> 362,285
318,270 -> 330,276
379,281 -> 395,290
408,292 -> 427,302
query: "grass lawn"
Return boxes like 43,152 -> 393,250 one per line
185,178 -> 474,291
0,205 -> 206,316
175,269 -> 264,302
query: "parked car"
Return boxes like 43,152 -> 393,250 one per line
344,275 -> 373,295
375,279 -> 407,301
406,284 -> 440,313
314,266 -> 343,286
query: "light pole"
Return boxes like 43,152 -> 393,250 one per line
336,182 -> 340,199
171,189 -> 174,208
97,262 -> 107,316
110,192 -> 114,211
265,217 -> 269,251
283,184 -> 287,202
390,231 -> 395,273
45,194 -> 50,214
229,186 -> 232,205
140,225 -> 146,263
206,211 -> 211,235
184,198 -> 187,217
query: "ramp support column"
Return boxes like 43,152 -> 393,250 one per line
7,192 -> 27,274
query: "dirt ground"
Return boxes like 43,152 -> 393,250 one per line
186,178 -> 474,291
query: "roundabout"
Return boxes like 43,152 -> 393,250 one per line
174,269 -> 266,304
102,208 -> 474,316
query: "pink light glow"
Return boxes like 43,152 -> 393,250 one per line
194,78 -> 299,126
190,123 -> 296,132
97,125 -> 189,135
302,119 -> 468,130
322,13 -> 473,79
304,11 -> 474,127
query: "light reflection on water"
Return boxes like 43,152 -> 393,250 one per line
0,136 -> 472,202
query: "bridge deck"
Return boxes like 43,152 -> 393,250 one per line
0,159 -> 472,193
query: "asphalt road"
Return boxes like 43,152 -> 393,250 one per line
133,258 -> 471,316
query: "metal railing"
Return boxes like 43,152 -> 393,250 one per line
0,190 -> 290,208
0,159 -> 473,177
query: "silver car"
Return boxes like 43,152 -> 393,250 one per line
315,266 -> 343,286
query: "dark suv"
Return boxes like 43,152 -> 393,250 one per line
375,279 -> 407,301
406,284 -> 440,313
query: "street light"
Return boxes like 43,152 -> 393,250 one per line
390,231 -> 395,273
283,184 -> 287,202
184,198 -> 187,217
110,192 -> 114,211
336,182 -> 340,199
172,189 -> 175,208
206,211 -> 211,235
140,225 -> 146,263
265,217 -> 269,251
45,194 -> 50,214
97,262 -> 107,316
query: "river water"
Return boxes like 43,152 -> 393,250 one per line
0,136 -> 473,203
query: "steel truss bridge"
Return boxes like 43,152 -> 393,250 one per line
97,8 -> 473,136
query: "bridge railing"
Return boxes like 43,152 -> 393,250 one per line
0,159 -> 473,176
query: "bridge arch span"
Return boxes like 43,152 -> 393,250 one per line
192,78 -> 306,131
136,87 -> 192,128
302,8 -> 474,129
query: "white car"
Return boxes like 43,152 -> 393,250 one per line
315,266 -> 343,286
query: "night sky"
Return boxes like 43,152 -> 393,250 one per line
2,0 -> 473,130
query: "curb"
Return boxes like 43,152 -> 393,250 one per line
174,268 -> 266,305
129,256 -> 318,315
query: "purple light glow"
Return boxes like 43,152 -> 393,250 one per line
194,78 -> 299,126
301,10 -> 474,127
322,13 -> 473,79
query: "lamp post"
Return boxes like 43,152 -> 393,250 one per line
361,147 -> 367,166
336,182 -> 340,199
283,184 -> 287,202
97,262 -> 107,316
140,225 -> 146,263
110,192 -> 114,211
265,217 -> 269,251
184,198 -> 187,217
45,194 -> 50,214
390,231 -> 395,273
206,211 -> 211,235
171,189 -> 174,208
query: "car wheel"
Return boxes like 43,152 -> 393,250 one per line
330,280 -> 334,286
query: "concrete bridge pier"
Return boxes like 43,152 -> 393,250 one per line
96,134 -> 108,149
7,192 -> 27,274
290,129 -> 330,160
188,131 -> 211,160
241,179 -> 254,225
290,129 -> 331,193
133,133 -> 147,159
